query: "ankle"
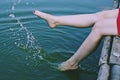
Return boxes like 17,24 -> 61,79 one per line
67,60 -> 78,67
53,16 -> 60,26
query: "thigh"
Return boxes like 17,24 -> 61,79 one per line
94,18 -> 118,36
96,9 -> 118,20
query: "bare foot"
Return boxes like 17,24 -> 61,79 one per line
58,60 -> 78,71
33,10 -> 58,28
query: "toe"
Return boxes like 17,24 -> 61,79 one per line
57,63 -> 67,71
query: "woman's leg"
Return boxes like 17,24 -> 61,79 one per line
58,18 -> 118,71
33,9 -> 118,28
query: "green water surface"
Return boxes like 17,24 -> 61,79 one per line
0,0 -> 113,80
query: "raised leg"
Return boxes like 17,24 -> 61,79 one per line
33,9 -> 118,28
58,18 -> 118,71
33,10 -> 98,28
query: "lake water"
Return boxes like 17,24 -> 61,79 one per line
0,0 -> 113,80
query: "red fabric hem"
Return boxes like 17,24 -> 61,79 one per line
117,8 -> 120,37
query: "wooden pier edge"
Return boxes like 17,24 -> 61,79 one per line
97,0 -> 119,80
109,0 -> 120,80
97,36 -> 112,80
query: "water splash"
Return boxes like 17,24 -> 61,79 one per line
9,0 -> 45,62
8,0 -> 58,69
9,0 -> 36,49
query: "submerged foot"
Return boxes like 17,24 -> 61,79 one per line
33,10 -> 58,28
58,61 -> 78,71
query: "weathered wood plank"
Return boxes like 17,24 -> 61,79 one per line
97,64 -> 110,80
99,36 -> 112,65
111,65 -> 120,80
97,36 -> 112,80
110,36 -> 120,64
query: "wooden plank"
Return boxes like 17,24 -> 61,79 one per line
111,65 -> 120,80
97,64 -> 110,80
97,36 -> 112,80
110,36 -> 120,64
99,36 -> 112,65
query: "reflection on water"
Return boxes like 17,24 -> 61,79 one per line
0,0 -> 113,80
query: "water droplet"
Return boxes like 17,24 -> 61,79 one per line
14,42 -> 17,44
11,5 -> 15,10
9,28 -> 14,31
9,14 -> 15,18
38,55 -> 44,60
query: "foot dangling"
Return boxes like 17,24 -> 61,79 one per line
58,60 -> 79,71
33,10 -> 58,28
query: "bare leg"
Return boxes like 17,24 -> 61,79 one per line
33,9 -> 118,28
58,19 -> 118,71
33,9 -> 119,71
33,10 -> 97,28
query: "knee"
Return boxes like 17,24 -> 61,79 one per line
91,22 -> 103,37
95,11 -> 108,21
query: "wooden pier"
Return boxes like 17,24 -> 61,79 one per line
97,0 -> 120,80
